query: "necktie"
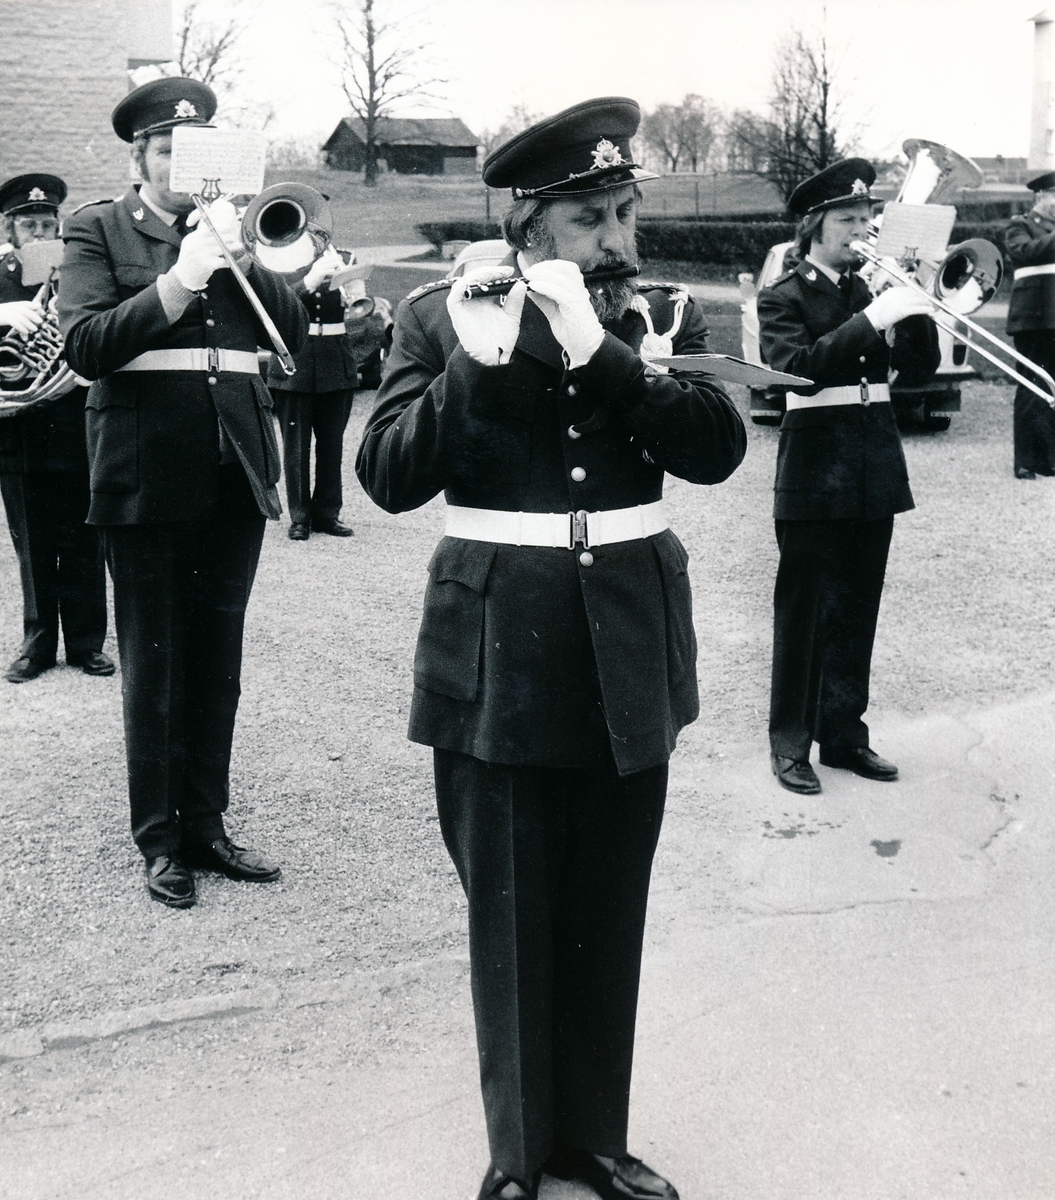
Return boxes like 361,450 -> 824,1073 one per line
174,213 -> 189,238
838,273 -> 854,304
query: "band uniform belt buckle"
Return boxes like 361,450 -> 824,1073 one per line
860,380 -> 869,405
569,509 -> 589,550
208,347 -> 220,374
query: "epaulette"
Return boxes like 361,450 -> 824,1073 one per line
70,196 -> 119,216
405,277 -> 454,302
766,269 -> 797,289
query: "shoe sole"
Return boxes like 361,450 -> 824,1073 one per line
148,887 -> 196,909
819,758 -> 898,782
182,858 -> 281,883
774,775 -> 822,795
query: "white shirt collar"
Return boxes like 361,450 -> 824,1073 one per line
805,253 -> 843,286
138,187 -> 178,227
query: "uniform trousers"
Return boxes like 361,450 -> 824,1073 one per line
1011,332 -> 1055,475
275,388 -> 355,525
102,493 -> 265,858
434,747 -> 668,1185
769,516 -> 894,762
1,469 -> 106,666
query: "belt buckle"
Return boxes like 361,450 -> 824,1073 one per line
569,509 -> 589,549
860,380 -> 870,405
208,347 -> 220,374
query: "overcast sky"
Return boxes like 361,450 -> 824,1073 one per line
207,0 -> 1048,161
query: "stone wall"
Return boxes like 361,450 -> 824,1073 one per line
0,0 -> 172,210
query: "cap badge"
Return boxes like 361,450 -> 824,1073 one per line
27,186 -> 47,202
851,178 -> 868,196
174,99 -> 198,119
591,138 -> 625,171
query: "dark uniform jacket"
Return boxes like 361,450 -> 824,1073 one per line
758,261 -> 939,522
1004,208 -> 1055,334
266,257 -> 360,393
57,187 -> 307,525
0,248 -> 89,475
356,278 -> 747,776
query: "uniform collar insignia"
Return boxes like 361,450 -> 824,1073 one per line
174,99 -> 198,119
590,137 -> 625,170
806,268 -> 817,281
851,178 -> 868,196
28,186 -> 47,202
133,208 -> 145,220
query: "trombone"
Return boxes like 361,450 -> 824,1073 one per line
850,237 -> 1055,409
191,181 -> 334,376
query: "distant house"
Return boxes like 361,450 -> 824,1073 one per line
972,156 -> 1029,184
322,117 -> 478,175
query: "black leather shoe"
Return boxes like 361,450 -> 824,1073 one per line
546,1148 -> 678,1200
288,522 -> 310,541
71,650 -> 116,676
819,746 -> 899,781
4,656 -> 53,684
771,754 -> 822,794
311,517 -> 354,537
476,1164 -> 539,1200
145,855 -> 195,908
182,836 -> 281,882
1015,467 -> 1037,480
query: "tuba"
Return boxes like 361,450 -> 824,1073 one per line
0,262 -> 77,419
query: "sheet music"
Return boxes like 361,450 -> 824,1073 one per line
169,126 -> 267,196
874,202 -> 957,261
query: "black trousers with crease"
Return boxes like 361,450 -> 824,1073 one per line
102,502 -> 265,858
434,747 -> 667,1186
275,388 -> 355,525
1011,331 -> 1055,475
769,516 -> 893,762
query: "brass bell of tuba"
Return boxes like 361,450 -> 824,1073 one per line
0,264 -> 77,419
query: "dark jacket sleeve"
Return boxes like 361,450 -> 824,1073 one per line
758,283 -> 883,383
1003,216 -> 1055,266
355,295 -> 491,513
575,296 -> 746,484
890,313 -> 941,385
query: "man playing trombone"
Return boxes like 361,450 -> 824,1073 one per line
757,159 -> 939,795
57,77 -> 307,908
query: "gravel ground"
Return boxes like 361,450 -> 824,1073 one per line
1,375 -> 1053,1040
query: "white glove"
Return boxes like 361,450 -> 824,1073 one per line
302,245 -> 343,293
522,259 -> 605,369
864,286 -> 935,331
446,265 -> 527,366
0,300 -> 45,339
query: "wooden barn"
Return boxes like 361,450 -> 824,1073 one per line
322,117 -> 479,176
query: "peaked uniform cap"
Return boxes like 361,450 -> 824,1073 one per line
112,77 -> 217,143
1028,171 -> 1055,192
482,97 -> 658,198
0,173 -> 67,214
787,158 -> 876,217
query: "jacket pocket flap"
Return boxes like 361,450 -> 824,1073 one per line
428,538 -> 497,592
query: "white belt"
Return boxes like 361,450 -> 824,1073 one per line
785,382 -> 890,410
114,348 -> 260,374
1013,264 -> 1055,281
308,322 -> 347,336
444,501 -> 667,549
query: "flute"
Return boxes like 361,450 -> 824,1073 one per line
464,264 -> 640,299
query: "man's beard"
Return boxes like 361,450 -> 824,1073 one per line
531,228 -> 638,324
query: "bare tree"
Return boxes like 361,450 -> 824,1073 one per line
641,95 -> 721,174
332,0 -> 444,186
721,29 -> 849,199
175,1 -> 246,93
478,103 -> 542,160
641,103 -> 686,173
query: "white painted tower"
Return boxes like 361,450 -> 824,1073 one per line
1030,9 -> 1055,169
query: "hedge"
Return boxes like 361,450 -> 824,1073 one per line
416,219 -> 501,249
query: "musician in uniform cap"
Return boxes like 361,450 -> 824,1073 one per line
357,96 -> 746,1200
267,241 -> 359,541
57,78 -> 307,908
0,173 -> 112,684
1002,171 -> 1055,479
757,158 -> 939,795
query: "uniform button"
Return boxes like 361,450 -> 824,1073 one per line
566,383 -> 579,397
206,318 -> 216,327
567,425 -> 581,439
207,375 -> 217,385
579,551 -> 594,567
570,466 -> 586,482
859,355 -> 866,363
861,377 -> 868,385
